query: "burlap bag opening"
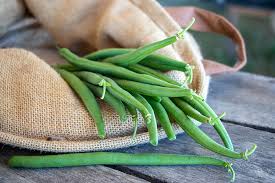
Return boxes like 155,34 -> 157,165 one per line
0,0 -> 246,152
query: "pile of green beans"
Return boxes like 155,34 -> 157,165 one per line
9,19 -> 256,181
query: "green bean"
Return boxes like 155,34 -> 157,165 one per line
172,98 -> 211,124
74,71 -> 110,99
161,97 -> 257,160
52,64 -> 81,72
58,48 -> 179,88
103,18 -> 195,66
85,48 -> 193,83
131,94 -> 158,146
146,97 -> 176,141
8,152 -> 236,181
151,96 -> 162,102
85,83 -> 127,122
84,48 -> 134,60
57,69 -> 105,139
101,76 -> 151,124
124,103 -> 138,138
113,79 -> 194,98
182,96 -> 234,151
127,64 -> 180,86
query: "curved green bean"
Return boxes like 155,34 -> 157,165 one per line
74,71 -> 110,99
101,76 -> 151,124
182,96 -> 234,151
146,97 -> 176,141
8,152 -> 235,181
161,97 -> 256,160
84,48 -> 133,60
85,83 -> 127,122
172,98 -> 211,124
124,103 -> 138,138
57,69 -> 105,139
103,18 -> 195,66
132,94 -> 158,146
58,48 -> 179,88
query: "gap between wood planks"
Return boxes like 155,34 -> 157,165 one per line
221,119 -> 275,133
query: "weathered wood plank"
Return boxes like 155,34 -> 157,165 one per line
0,146 -> 148,183
114,123 -> 275,183
208,72 -> 275,130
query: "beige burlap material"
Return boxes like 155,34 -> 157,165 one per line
0,0 -> 211,152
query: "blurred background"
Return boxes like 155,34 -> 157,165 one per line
158,0 -> 275,77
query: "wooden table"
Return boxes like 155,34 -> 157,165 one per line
1,72 -> 274,183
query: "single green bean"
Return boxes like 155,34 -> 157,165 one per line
74,71 -> 110,99
101,76 -> 151,124
113,79 -> 194,98
57,69 -> 105,139
150,96 -> 162,102
182,96 -> 234,151
103,18 -> 195,66
84,48 -> 134,60
85,83 -> 127,122
172,98 -> 211,124
146,97 -> 176,141
8,152 -> 236,181
132,94 -> 158,146
58,48 -> 179,88
124,103 -> 138,138
52,64 -> 81,72
161,97 -> 256,160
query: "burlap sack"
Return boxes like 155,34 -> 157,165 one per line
0,0 -> 246,152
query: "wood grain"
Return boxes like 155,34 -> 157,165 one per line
0,146 -> 147,183
114,123 -> 275,183
208,72 -> 275,131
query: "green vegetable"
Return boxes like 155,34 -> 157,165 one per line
103,18 -> 195,67
102,76 -> 151,124
8,152 -> 235,181
146,97 -> 176,141
182,96 -> 234,151
85,83 -> 127,122
161,97 -> 256,160
57,69 -> 105,139
124,103 -> 138,138
59,48 -> 179,88
132,94 -> 158,146
113,79 -> 194,98
74,71 -> 110,99
172,98 -> 212,124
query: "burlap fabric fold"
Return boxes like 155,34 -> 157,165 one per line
0,0 -> 209,152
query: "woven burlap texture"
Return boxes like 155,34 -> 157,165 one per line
0,0 -> 209,152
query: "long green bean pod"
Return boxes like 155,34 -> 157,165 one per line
84,48 -> 134,60
146,97 -> 176,141
57,69 -> 105,139
124,103 -> 138,138
113,79 -> 194,98
74,71 -> 110,99
161,97 -> 256,160
132,94 -> 158,146
58,48 -> 179,88
85,83 -> 127,122
103,18 -> 195,66
182,96 -> 234,151
101,76 -> 151,124
8,152 -> 235,181
172,98 -> 212,124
